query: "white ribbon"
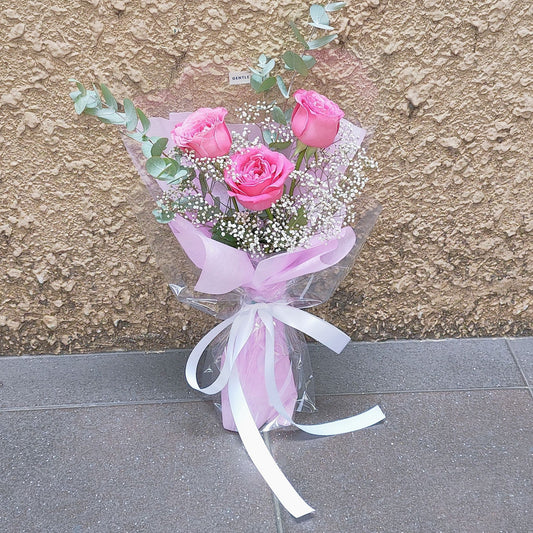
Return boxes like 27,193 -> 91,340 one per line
185,303 -> 385,518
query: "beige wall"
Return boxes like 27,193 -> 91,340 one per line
1,0 -> 531,355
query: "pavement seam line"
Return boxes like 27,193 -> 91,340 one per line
504,338 -> 532,399
1,387 -> 529,413
262,431 -> 285,533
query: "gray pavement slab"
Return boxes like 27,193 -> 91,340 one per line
309,337 -> 526,394
0,402 -> 277,533
270,390 -> 532,533
0,351 -> 196,410
0,337 -> 531,532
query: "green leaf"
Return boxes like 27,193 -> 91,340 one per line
125,131 -> 144,142
84,107 -> 125,125
262,129 -> 272,144
99,83 -> 118,111
211,223 -> 238,248
142,140 -> 153,158
152,208 -> 175,224
262,58 -> 275,75
285,108 -> 293,123
69,89 -> 82,101
258,53 -> 267,66
282,51 -> 308,76
301,55 -> 317,69
307,34 -> 338,50
257,76 -> 276,92
310,4 -> 330,26
325,2 -> 346,12
271,105 -> 287,125
289,21 -> 309,50
74,95 -> 89,115
198,172 -> 208,197
150,137 -> 168,157
289,206 -> 308,229
145,157 -> 168,177
160,168 -> 188,184
84,90 -> 101,109
123,98 -> 138,131
137,108 -> 150,133
308,22 -> 334,31
145,156 -> 179,179
276,76 -> 289,99
269,141 -> 292,151
250,74 -> 263,93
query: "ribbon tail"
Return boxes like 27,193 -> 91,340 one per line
260,308 -> 386,436
228,366 -> 315,519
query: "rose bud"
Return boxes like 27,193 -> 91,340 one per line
291,89 -> 345,149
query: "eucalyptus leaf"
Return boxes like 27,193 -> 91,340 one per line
310,4 -> 330,26
142,141 -> 153,159
137,108 -> 150,133
123,98 -> 138,131
276,75 -> 289,99
325,2 -> 346,12
250,74 -> 263,92
99,83 -> 118,111
84,90 -> 101,109
308,22 -> 334,31
258,76 -> 276,92
152,208 -> 175,224
125,131 -> 144,142
146,157 -> 178,179
76,81 -> 87,97
307,33 -> 338,50
289,21 -> 309,50
150,137 -> 168,157
285,108 -> 293,123
263,58 -> 275,75
145,157 -> 168,178
271,105 -> 287,125
263,129 -> 272,144
74,95 -> 89,114
282,51 -> 308,76
301,55 -> 317,69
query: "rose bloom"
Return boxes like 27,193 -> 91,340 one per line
291,89 -> 345,149
224,145 -> 295,211
171,107 -> 232,158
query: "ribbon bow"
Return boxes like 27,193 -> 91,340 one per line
186,302 -> 385,518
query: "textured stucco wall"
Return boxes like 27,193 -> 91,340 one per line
1,0 -> 531,355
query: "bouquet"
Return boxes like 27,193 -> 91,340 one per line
70,2 -> 385,518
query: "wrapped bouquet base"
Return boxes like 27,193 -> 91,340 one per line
130,174 -> 385,517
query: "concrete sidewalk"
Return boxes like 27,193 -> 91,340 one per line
1,338 -> 531,532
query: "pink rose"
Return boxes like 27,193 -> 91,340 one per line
291,89 -> 345,148
170,107 -> 232,158
224,145 -> 294,211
